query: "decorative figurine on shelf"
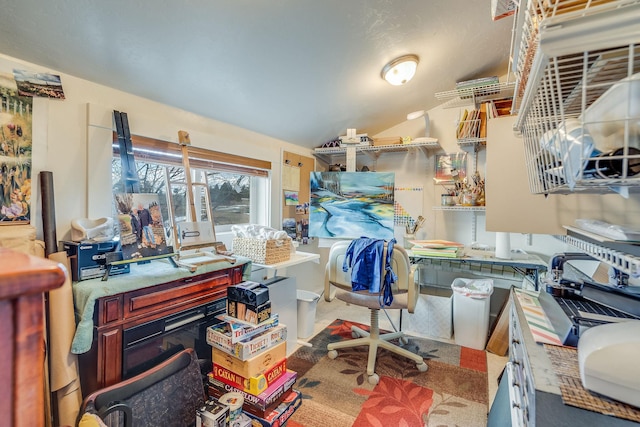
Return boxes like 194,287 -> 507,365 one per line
471,171 -> 485,206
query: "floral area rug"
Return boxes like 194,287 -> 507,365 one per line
286,319 -> 489,427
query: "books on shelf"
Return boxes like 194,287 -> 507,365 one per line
457,108 -> 483,140
455,76 -> 500,98
410,240 -> 465,258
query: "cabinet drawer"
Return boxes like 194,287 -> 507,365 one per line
124,271 -> 232,319
98,295 -> 124,326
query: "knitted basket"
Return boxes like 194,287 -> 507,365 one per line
232,237 -> 291,264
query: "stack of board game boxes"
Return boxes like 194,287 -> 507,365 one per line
205,281 -> 301,427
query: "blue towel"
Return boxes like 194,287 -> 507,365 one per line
343,237 -> 384,293
343,237 -> 397,306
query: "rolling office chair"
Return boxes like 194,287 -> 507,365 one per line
76,348 -> 206,427
324,240 -> 428,385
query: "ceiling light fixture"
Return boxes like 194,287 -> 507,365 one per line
381,54 -> 419,86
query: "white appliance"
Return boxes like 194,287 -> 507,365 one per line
259,276 -> 298,356
578,320 -> 640,408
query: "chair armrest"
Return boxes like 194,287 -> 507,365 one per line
407,264 -> 419,313
324,263 -> 335,302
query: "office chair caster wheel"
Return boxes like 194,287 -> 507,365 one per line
328,350 -> 338,359
417,362 -> 428,372
368,373 -> 380,385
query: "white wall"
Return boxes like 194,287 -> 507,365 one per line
2,51 -> 581,297
370,102 -> 575,262
0,53 -> 313,248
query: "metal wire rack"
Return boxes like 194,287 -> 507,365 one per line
512,0 -> 640,194
558,233 -> 640,277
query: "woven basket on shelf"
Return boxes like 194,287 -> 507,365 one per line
232,237 -> 291,264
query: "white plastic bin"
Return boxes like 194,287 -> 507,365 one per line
451,278 -> 493,350
296,290 -> 320,339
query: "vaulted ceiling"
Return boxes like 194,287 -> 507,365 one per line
0,0 -> 514,149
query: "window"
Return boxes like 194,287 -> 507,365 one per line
111,134 -> 271,244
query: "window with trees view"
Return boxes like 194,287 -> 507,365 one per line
111,134 -> 271,243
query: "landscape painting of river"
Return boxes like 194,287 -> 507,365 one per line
309,171 -> 395,239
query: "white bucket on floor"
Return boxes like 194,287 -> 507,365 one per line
452,278 -> 493,350
297,290 -> 320,339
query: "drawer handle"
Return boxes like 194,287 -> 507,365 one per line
512,380 -> 520,388
512,403 -> 520,409
512,338 -> 520,344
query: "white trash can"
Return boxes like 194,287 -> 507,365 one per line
296,290 -> 320,339
451,278 -> 494,350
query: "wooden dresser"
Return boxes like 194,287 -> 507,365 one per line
73,259 -> 249,396
0,248 -> 66,427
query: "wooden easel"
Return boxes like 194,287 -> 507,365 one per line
168,130 -> 235,271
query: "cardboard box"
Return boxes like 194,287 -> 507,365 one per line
196,398 -> 229,427
62,240 -> 130,281
208,370 -> 297,417
405,285 -> 453,339
207,314 -> 279,345
372,137 -> 402,146
212,341 -> 286,378
208,324 -> 287,360
243,389 -> 302,427
212,357 -> 286,395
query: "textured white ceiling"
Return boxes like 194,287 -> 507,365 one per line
0,0 -> 513,149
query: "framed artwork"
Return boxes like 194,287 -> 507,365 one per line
0,72 -> 33,224
282,217 -> 297,239
113,193 -> 173,261
309,171 -> 395,240
284,190 -> 298,206
434,153 -> 467,184
13,69 -> 65,99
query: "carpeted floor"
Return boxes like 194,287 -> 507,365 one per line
286,319 -> 489,427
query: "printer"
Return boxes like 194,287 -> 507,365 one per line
578,320 -> 640,408
542,253 -> 640,347
62,240 -> 130,281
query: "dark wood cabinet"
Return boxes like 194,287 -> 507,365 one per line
78,264 -> 246,396
0,248 -> 66,427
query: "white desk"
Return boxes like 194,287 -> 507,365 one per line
252,250 -> 320,277
408,248 -> 548,290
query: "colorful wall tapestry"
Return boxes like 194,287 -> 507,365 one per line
309,171 -> 395,239
0,72 -> 33,223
